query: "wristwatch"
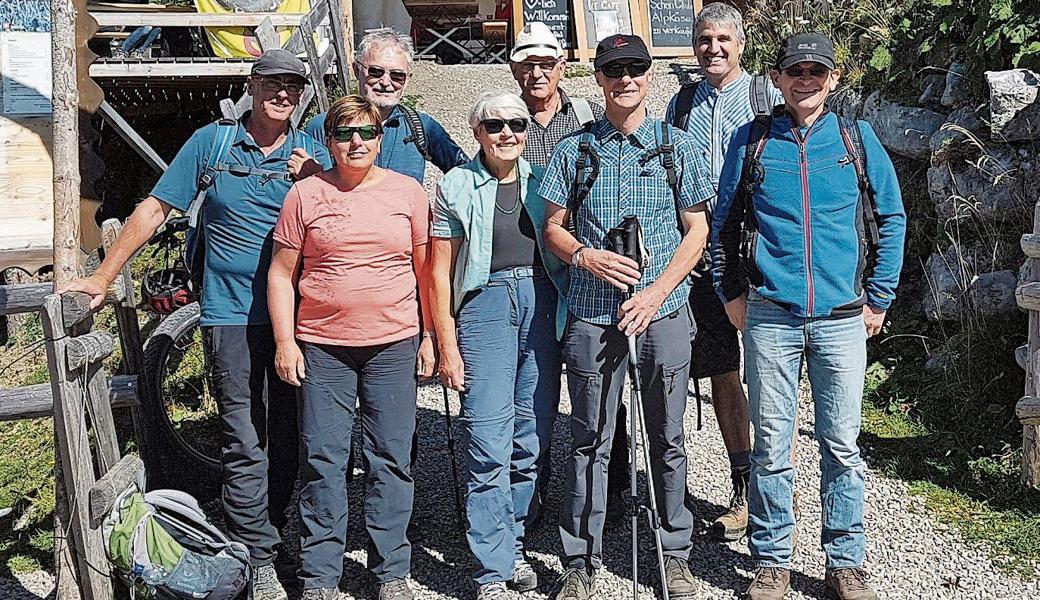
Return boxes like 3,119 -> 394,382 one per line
571,246 -> 587,268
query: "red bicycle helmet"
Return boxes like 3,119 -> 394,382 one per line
141,267 -> 196,315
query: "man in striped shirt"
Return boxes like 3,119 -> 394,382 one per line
665,3 -> 783,543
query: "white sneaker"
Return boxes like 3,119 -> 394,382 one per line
477,581 -> 514,600
251,564 -> 288,600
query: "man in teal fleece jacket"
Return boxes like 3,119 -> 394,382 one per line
711,33 -> 906,600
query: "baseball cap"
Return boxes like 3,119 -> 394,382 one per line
511,22 -> 564,62
251,48 -> 307,79
593,34 -> 651,70
774,33 -> 836,70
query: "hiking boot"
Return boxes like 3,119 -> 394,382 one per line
552,565 -> 595,600
662,556 -> 697,599
301,588 -> 344,600
745,567 -> 790,600
376,578 -> 414,600
477,582 -> 515,600
825,568 -> 878,600
509,558 -> 538,592
251,564 -> 288,600
711,467 -> 749,541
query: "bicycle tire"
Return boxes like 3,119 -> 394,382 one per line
141,302 -> 222,495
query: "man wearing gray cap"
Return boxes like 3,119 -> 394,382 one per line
61,48 -> 332,600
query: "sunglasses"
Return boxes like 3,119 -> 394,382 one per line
599,60 -> 651,79
357,62 -> 408,85
481,118 -> 529,134
256,76 -> 305,95
782,65 -> 831,78
331,125 -> 382,141
516,59 -> 562,74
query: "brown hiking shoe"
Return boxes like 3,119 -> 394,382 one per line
662,556 -> 697,599
745,567 -> 790,600
711,467 -> 749,541
825,568 -> 878,600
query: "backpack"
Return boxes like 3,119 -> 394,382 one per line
184,118 -> 317,292
104,486 -> 251,600
736,114 -> 881,283
570,97 -> 596,128
399,104 -> 432,162
670,74 -> 776,131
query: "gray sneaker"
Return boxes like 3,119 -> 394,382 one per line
509,558 -> 538,592
477,581 -> 514,600
377,578 -> 414,600
301,588 -> 344,600
662,556 -> 697,599
552,565 -> 595,600
251,564 -> 288,600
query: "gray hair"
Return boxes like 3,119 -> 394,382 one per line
468,90 -> 529,129
694,3 -> 746,44
356,27 -> 414,64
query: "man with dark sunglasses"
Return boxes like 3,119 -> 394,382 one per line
303,27 -> 468,183
712,33 -> 905,600
60,48 -> 332,600
541,34 -> 715,600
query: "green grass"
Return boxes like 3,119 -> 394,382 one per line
0,418 -> 56,576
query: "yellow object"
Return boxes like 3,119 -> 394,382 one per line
194,0 -> 312,58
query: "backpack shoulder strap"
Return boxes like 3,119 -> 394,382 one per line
570,97 -> 595,127
188,118 -> 237,228
399,105 -> 432,162
670,79 -> 701,130
654,120 -> 679,198
566,131 -> 600,235
738,115 -> 773,233
837,116 -> 879,247
749,74 -> 775,117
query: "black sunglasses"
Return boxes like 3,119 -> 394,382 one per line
599,60 -> 651,79
357,62 -> 408,85
256,76 -> 305,95
331,125 -> 382,141
481,118 -> 529,134
782,65 -> 830,78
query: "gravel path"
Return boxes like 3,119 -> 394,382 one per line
3,62 -> 1034,600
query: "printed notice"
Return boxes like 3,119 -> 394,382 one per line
1,32 -> 52,115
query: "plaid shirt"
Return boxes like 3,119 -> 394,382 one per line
522,89 -> 605,167
540,116 -> 715,325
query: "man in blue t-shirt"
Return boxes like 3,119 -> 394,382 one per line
303,27 -> 468,183
62,49 -> 331,600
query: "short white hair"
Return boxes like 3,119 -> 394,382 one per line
694,3 -> 746,44
468,90 -> 529,129
356,27 -> 414,64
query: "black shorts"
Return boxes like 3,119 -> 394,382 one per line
688,263 -> 740,379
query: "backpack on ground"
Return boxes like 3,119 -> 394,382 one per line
184,118 -> 316,292
399,104 -> 432,162
736,114 -> 881,282
669,74 -> 775,131
104,486 -> 251,599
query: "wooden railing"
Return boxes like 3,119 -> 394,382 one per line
1017,202 -> 1040,486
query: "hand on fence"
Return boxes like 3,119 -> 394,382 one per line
863,305 -> 886,337
57,274 -> 110,309
288,148 -> 323,180
724,294 -> 748,332
275,341 -> 307,386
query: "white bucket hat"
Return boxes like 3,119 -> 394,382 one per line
510,21 -> 564,62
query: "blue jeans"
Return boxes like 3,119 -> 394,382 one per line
456,269 -> 561,585
296,336 -> 418,588
122,26 -> 160,53
744,289 -> 867,570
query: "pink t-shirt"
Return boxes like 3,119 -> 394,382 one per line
273,169 -> 431,347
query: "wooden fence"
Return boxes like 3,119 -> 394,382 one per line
1017,201 -> 1040,486
0,219 -> 147,599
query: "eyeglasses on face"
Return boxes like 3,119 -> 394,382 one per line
480,118 -> 529,134
599,60 -> 651,79
357,62 -> 408,85
782,65 -> 830,79
331,124 -> 382,141
517,59 -> 562,74
256,76 -> 305,95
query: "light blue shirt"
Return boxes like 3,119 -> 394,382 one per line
432,155 -> 570,338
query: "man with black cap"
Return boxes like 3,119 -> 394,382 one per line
62,48 -> 332,600
712,32 -> 905,600
541,34 -> 715,600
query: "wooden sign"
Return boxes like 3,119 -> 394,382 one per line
571,0 -> 644,62
640,0 -> 700,57
512,0 -> 575,50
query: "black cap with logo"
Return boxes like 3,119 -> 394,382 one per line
251,48 -> 307,79
593,34 -> 652,70
774,33 -> 836,70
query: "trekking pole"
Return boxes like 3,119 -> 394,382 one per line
629,346 -> 639,600
441,384 -> 465,532
693,376 -> 703,431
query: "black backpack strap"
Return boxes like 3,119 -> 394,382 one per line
738,115 -> 773,236
670,80 -> 700,130
749,74 -> 775,117
838,117 -> 879,249
399,105 -> 432,162
566,132 -> 600,236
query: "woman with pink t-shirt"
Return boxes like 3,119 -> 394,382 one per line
268,95 -> 434,600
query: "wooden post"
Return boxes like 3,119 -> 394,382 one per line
1022,200 -> 1040,486
326,0 -> 353,92
42,295 -> 111,600
53,0 -> 82,287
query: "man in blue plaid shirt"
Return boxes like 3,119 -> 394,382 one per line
541,34 -> 714,600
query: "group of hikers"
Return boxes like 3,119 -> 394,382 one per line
63,4 -> 907,600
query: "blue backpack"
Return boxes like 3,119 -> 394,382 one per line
184,119 -> 317,291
